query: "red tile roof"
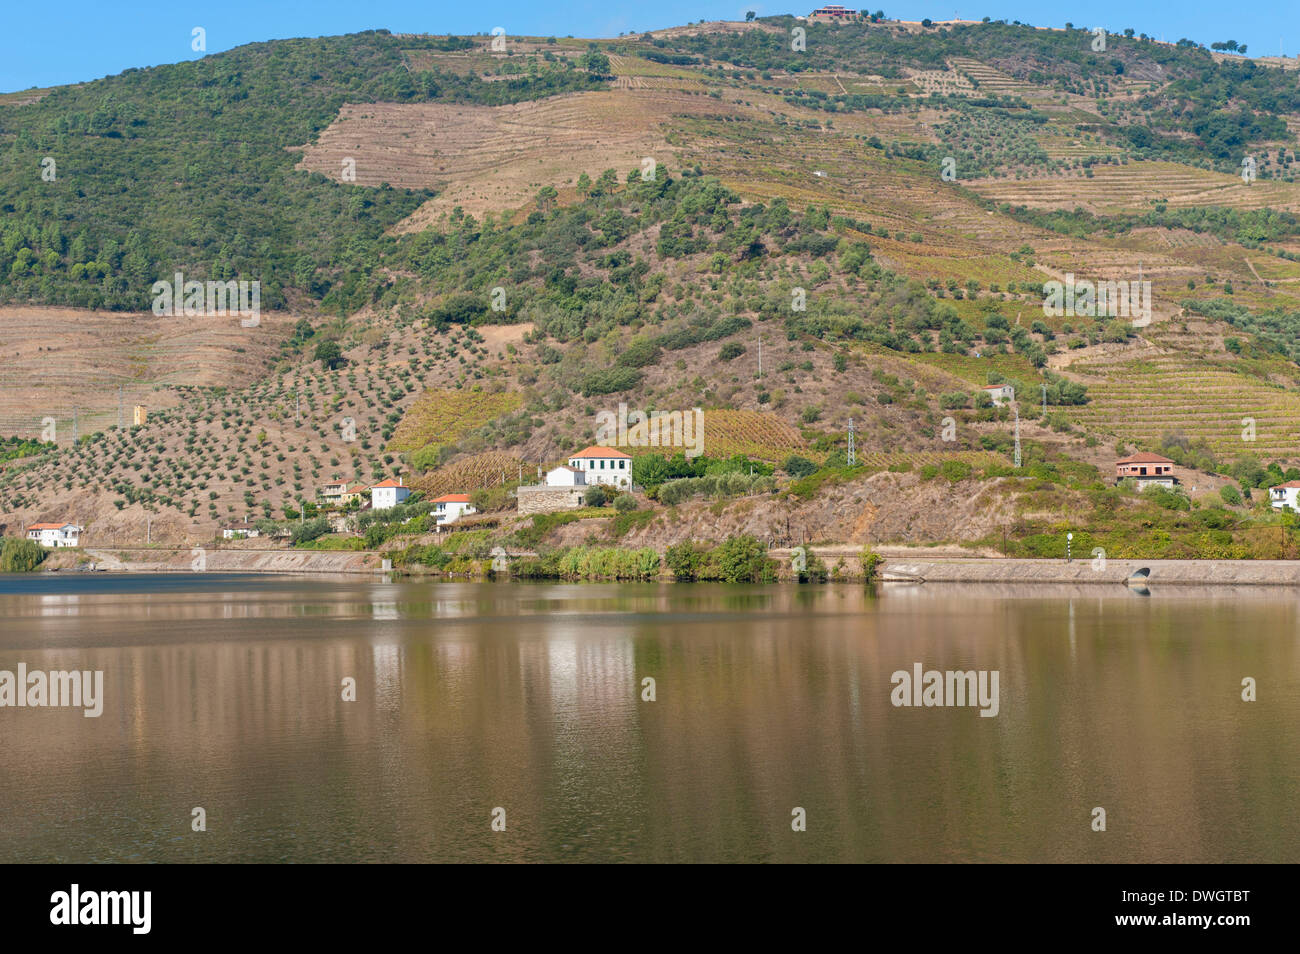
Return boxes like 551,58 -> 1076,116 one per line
27,522 -> 71,530
432,494 -> 471,503
370,478 -> 408,488
1116,452 -> 1174,464
570,445 -> 631,459
1272,481 -> 1300,490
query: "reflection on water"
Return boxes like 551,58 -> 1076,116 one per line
0,574 -> 1297,863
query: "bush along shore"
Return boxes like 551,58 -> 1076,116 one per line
392,533 -> 884,583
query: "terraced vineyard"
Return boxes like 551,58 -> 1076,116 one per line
387,388 -> 524,453
296,88 -> 747,226
1067,356 -> 1300,458
969,161 -> 1300,214
409,451 -> 526,498
700,410 -> 808,461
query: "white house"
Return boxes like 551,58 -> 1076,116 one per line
370,477 -> 411,511
567,446 -> 632,488
982,383 -> 1015,406
545,465 -> 586,487
26,522 -> 82,547
431,493 -> 477,525
1270,481 -> 1300,511
221,521 -> 261,540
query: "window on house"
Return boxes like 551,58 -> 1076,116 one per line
620,460 -> 626,469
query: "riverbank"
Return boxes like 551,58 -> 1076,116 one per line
82,547 -> 385,574
59,546 -> 1300,585
874,557 -> 1300,585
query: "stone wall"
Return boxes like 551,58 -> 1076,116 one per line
516,485 -> 586,515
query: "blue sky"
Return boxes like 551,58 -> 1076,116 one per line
1,1 -> 1295,93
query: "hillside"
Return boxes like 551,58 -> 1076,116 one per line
5,16 -> 1300,556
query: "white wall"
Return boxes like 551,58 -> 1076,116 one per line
568,457 -> 631,488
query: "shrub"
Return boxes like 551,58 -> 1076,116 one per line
613,494 -> 638,513
782,455 -> 817,478
711,534 -> 776,583
1220,485 -> 1243,507
861,546 -> 882,582
585,485 -> 609,507
290,517 -> 331,545
719,342 -> 746,361
580,367 -> 642,396
939,459 -> 972,482
665,540 -> 709,581
0,538 -> 48,572
1146,486 -> 1191,511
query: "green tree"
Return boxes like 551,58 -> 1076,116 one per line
535,185 -> 558,213
313,340 -> 344,369
578,50 -> 612,78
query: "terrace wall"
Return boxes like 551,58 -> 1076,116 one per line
516,485 -> 586,515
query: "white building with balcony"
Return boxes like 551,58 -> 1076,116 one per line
26,522 -> 82,547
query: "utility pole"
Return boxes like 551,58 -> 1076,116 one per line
757,337 -> 762,379
146,516 -> 151,545
847,417 -> 856,467
1042,383 -> 1047,418
73,406 -> 78,443
1011,389 -> 1022,468
118,385 -> 123,429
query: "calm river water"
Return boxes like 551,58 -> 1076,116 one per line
1,574 -> 1296,863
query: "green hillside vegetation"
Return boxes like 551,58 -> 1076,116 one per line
0,30 -> 603,311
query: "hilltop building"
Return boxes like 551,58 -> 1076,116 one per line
1115,453 -> 1178,489
26,522 -> 82,547
808,5 -> 859,22
133,405 -> 147,427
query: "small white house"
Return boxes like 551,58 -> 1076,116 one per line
26,522 -> 82,547
370,477 -> 411,511
982,383 -> 1015,406
568,446 -> 632,488
1270,481 -> 1300,511
221,524 -> 261,540
432,493 -> 477,525
545,465 -> 586,487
